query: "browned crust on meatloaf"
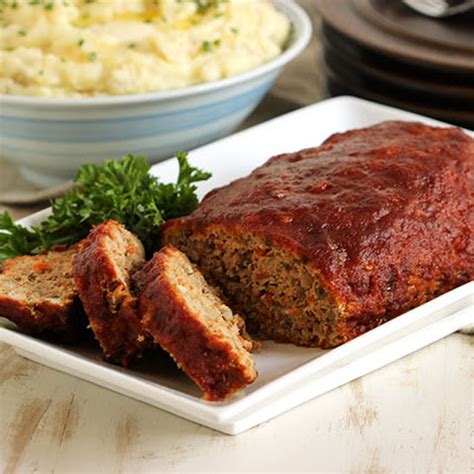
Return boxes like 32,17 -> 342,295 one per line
0,247 -> 84,340
72,220 -> 150,366
135,245 -> 257,401
162,121 -> 473,348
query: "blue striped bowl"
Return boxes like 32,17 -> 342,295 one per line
0,0 -> 311,188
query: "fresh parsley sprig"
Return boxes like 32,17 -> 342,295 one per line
0,212 -> 43,262
0,152 -> 211,263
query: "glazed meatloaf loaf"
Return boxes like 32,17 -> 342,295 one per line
0,247 -> 83,338
135,245 -> 257,401
73,220 -> 150,366
163,121 -> 473,348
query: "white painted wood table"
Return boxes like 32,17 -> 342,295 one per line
0,332 -> 472,473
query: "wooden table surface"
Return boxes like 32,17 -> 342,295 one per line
0,334 -> 472,473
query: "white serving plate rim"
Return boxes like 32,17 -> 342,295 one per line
1,282 -> 472,433
1,96 -> 472,434
0,0 -> 312,108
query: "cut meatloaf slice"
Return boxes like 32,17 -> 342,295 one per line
73,220 -> 149,366
162,121 -> 473,349
135,245 -> 257,401
0,246 -> 83,339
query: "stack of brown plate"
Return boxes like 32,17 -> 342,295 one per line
315,0 -> 474,128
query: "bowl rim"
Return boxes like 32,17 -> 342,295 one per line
0,0 -> 312,108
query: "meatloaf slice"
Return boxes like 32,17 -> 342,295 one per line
135,245 -> 257,401
73,220 -> 149,366
0,247 -> 83,338
162,121 -> 473,348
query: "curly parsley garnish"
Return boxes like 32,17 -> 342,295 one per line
0,153 -> 211,262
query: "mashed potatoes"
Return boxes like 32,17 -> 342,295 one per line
0,0 -> 290,97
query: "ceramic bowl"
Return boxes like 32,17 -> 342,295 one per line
0,0 -> 312,188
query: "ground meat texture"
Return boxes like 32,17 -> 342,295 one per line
72,220 -> 150,366
162,121 -> 473,348
135,245 -> 257,401
0,247 -> 84,339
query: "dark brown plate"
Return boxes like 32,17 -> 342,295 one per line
320,29 -> 474,101
321,23 -> 474,90
356,0 -> 474,54
315,0 -> 474,71
323,64 -> 474,129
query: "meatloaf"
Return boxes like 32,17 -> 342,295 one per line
0,246 -> 83,339
163,121 -> 473,348
73,220 -> 150,366
135,245 -> 257,401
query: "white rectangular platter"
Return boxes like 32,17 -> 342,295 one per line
1,96 -> 473,435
